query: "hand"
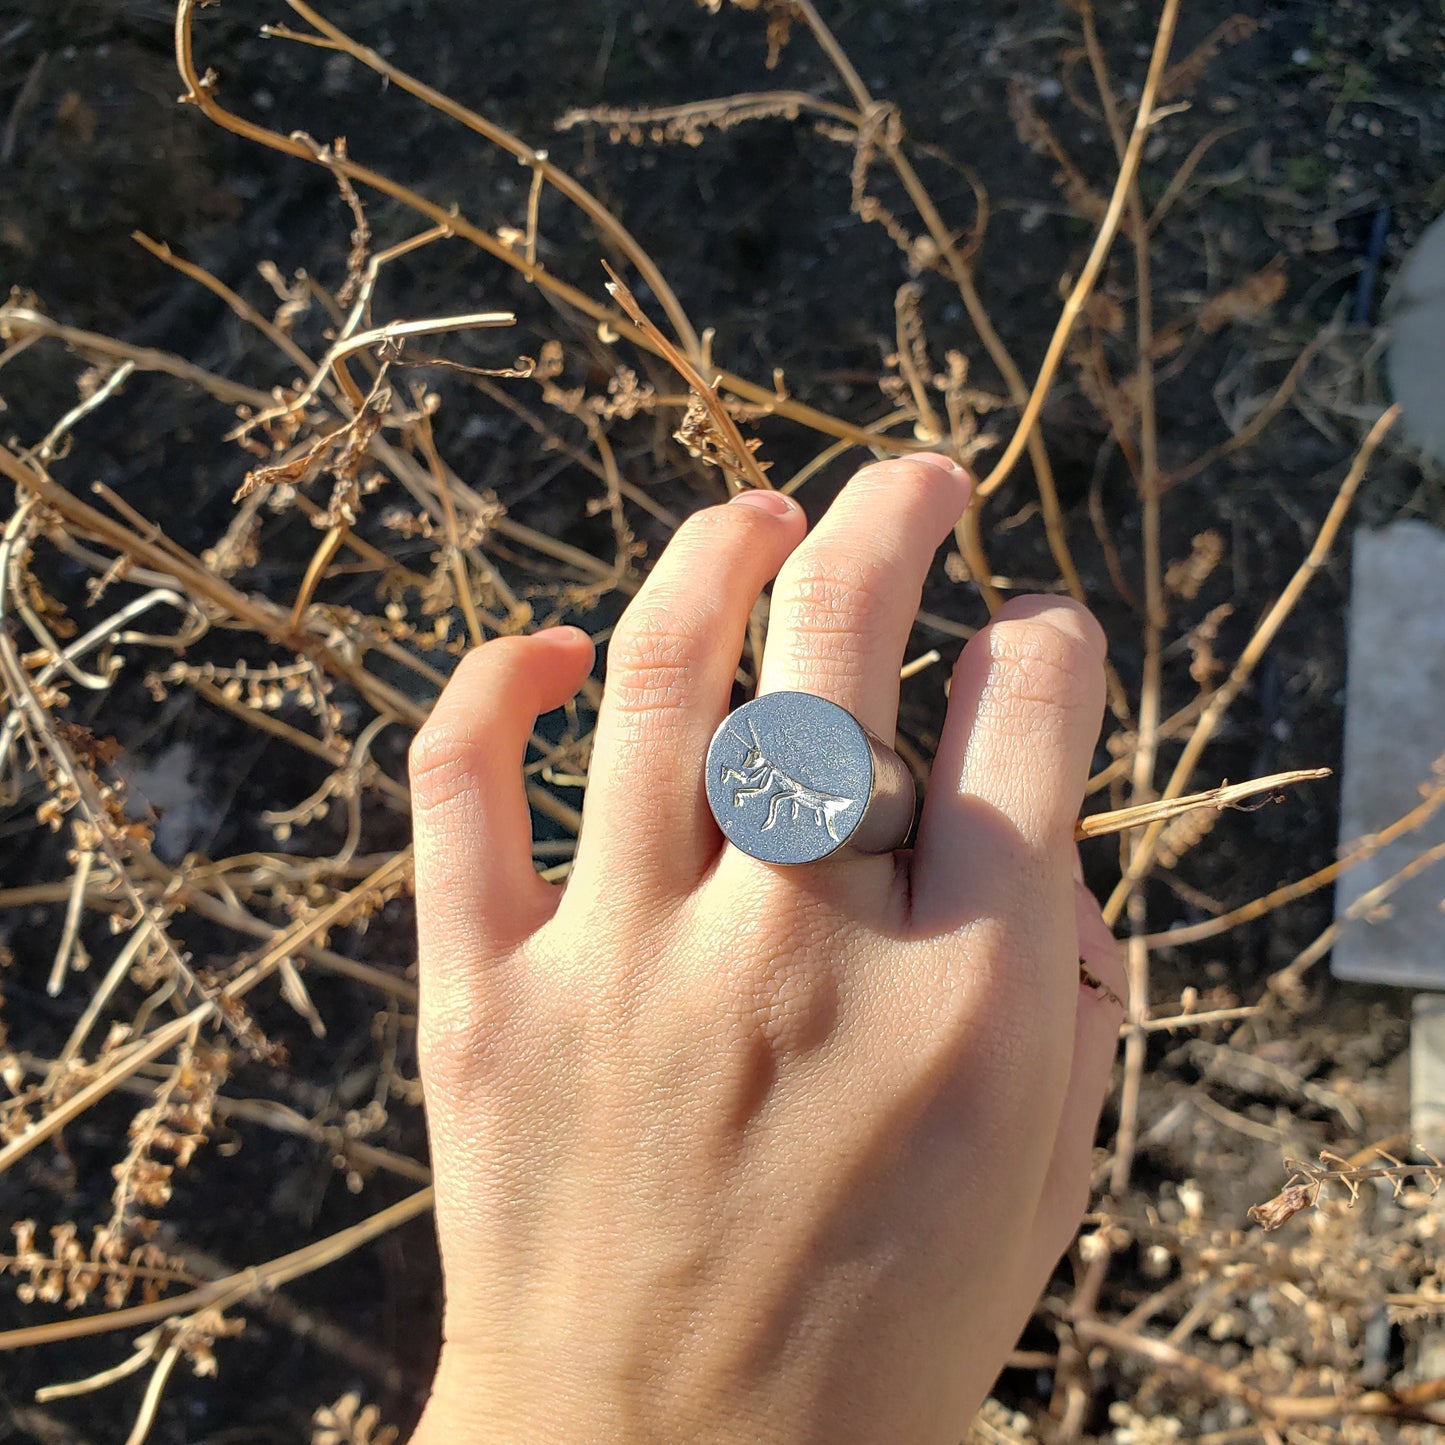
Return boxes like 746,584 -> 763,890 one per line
407,455 -> 1123,1445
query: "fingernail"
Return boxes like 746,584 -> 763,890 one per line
540,625 -> 592,647
729,489 -> 798,517
1072,845 -> 1085,884
904,451 -> 971,479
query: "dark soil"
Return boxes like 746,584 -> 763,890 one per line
2,1 -> 1443,1440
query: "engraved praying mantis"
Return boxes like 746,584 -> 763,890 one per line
721,720 -> 856,842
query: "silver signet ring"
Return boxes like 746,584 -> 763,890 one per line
704,691 -> 917,865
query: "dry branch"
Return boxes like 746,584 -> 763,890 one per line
1074,769 -> 1331,842
0,2 -> 1429,1436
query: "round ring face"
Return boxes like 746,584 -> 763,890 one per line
704,692 -> 874,864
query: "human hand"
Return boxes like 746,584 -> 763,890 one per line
408,455 -> 1123,1445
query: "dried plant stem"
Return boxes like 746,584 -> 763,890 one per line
899,649 -> 941,682
12,880 -> 416,1004
51,929 -> 153,1079
0,305 -> 272,408
216,848 -> 414,1001
333,311 -> 515,364
132,232 -> 341,401
1142,1003 -> 1263,1033
557,91 -> 859,134
2,505 -> 216,1027
1085,692 -> 1211,796
492,513 -> 628,587
0,1187 -> 433,1351
1146,122 -> 1245,232
0,1011 -> 202,1176
281,491 -> 436,604
1079,0 -> 1168,1209
1146,768 -> 1445,947
603,263 -> 769,492
89,483 -> 214,576
143,223 -> 459,463
1268,837 -> 1445,999
202,1094 -> 430,1185
0,850 -> 413,1176
1256,1146 -> 1444,1222
178,886 -> 417,1003
174,0 -> 887,454
971,0 -> 1180,505
32,360 -> 137,462
185,677 -> 410,806
1050,26 -> 1181,1418
412,410 -> 486,647
0,588 -> 201,781
174,1241 -> 406,1387
277,0 -> 702,361
470,375 -> 683,530
527,783 -> 583,834
1088,413 -> 1397,1346
34,1340 -> 156,1401
46,848 -> 95,998
124,1337 -> 183,1445
1075,769 -> 1331,842
1075,1318 -> 1445,1425
1167,326 -> 1335,487
1101,404 -> 1401,928
0,443 -> 425,729
10,1054 -> 430,1188
780,410 -> 918,495
787,0 -> 1083,608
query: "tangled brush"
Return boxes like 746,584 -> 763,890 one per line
1,1 -> 1441,1439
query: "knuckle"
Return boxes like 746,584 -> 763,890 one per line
677,501 -> 757,547
409,638 -> 534,813
599,501 -> 788,718
418,996 -> 499,1097
772,558 -> 895,669
451,634 -> 527,689
980,617 -> 1102,718
852,456 -> 957,500
409,722 -> 482,815
605,603 -> 704,716
991,597 -> 1106,661
696,917 -> 845,1087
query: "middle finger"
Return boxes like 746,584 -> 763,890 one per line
756,454 -> 972,742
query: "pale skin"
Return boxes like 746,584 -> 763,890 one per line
407,454 -> 1125,1444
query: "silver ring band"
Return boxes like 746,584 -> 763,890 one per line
704,692 -> 917,865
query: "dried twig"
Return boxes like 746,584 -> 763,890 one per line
1102,404 -> 1401,927
2,3 -> 1428,1436
1075,769 -> 1331,842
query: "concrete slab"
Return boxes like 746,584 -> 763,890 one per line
1331,520 -> 1445,990
1415,995 -> 1445,1153
1387,210 -> 1445,465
